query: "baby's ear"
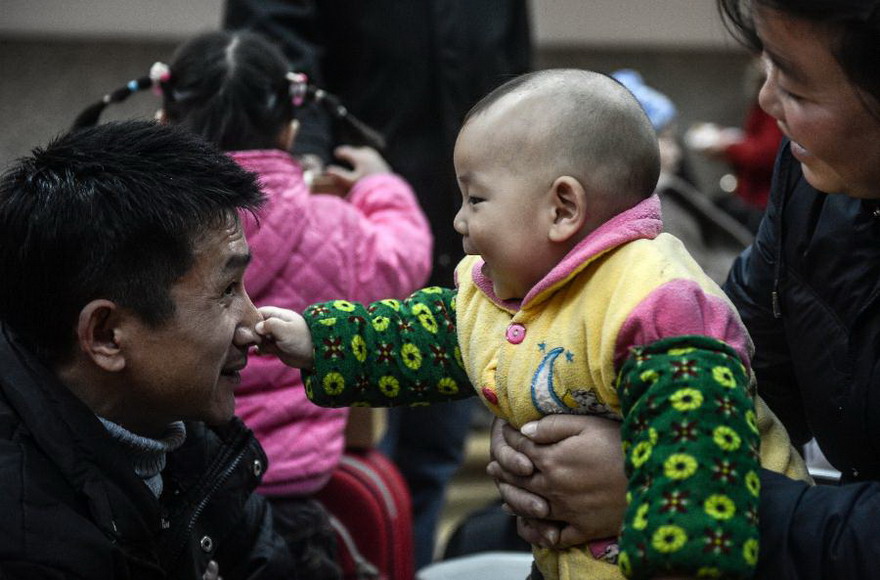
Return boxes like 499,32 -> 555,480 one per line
548,176 -> 588,243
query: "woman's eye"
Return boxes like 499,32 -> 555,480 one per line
778,85 -> 803,102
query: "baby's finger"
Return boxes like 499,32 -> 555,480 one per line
258,306 -> 297,321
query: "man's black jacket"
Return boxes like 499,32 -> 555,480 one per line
724,141 -> 880,578
0,324 -> 295,579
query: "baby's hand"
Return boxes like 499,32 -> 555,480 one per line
255,306 -> 315,368
323,146 -> 392,192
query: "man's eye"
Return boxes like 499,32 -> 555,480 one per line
223,282 -> 238,297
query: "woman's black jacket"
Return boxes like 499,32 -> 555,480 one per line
724,141 -> 880,578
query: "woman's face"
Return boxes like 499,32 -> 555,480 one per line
755,6 -> 880,199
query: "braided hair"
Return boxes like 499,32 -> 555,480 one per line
74,31 -> 296,151
73,30 -> 386,152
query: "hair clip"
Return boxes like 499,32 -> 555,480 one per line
286,72 -> 309,107
149,61 -> 172,96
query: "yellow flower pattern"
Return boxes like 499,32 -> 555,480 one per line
378,376 -> 400,398
745,471 -> 761,497
704,494 -> 736,520
713,425 -> 742,451
437,377 -> 459,396
743,538 -> 759,566
664,453 -> 698,480
712,365 -> 737,388
322,372 -> 345,395
401,343 -> 422,370
652,525 -> 687,552
671,388 -> 703,411
633,503 -> 650,530
632,441 -> 653,468
332,300 -> 355,312
351,335 -> 367,362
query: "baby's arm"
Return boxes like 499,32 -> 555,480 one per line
615,336 -> 760,579
272,287 -> 472,409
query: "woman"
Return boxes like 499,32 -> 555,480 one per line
490,1 -> 880,577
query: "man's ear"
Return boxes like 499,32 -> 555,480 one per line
548,176 -> 588,243
75,300 -> 126,372
154,109 -> 168,124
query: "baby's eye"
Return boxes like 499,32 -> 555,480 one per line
468,196 -> 485,205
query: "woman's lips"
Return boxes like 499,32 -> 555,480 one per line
790,140 -> 810,162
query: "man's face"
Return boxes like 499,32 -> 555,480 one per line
121,220 -> 260,435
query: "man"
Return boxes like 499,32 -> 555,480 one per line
0,121 -> 295,578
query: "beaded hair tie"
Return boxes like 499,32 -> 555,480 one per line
149,61 -> 172,96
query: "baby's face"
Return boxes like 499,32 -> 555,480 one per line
452,103 -> 560,301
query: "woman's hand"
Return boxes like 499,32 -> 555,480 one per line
487,415 -> 628,548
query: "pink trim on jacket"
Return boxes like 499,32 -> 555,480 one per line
469,194 -> 663,310
614,279 -> 752,370
231,149 -> 432,496
466,192 -> 750,372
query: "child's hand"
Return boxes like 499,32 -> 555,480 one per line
254,306 -> 315,368
322,146 -> 392,193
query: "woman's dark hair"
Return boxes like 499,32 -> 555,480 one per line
717,0 -> 880,107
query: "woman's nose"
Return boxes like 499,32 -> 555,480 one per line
758,62 -> 781,121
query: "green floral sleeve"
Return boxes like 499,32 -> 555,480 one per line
301,287 -> 473,408
615,335 -> 761,580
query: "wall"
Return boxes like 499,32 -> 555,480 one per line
3,0 -> 738,47
0,2 -> 752,194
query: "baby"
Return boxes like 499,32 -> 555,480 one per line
257,69 -> 808,580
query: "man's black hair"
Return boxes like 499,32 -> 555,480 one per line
0,120 -> 264,364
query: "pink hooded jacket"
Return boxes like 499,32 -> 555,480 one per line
231,149 -> 432,496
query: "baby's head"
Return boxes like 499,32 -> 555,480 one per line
453,68 -> 660,300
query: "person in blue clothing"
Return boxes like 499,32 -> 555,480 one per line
488,0 -> 880,577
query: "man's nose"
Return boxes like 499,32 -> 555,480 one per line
234,291 -> 262,347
